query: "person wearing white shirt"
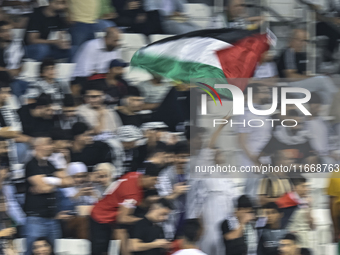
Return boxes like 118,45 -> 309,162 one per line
72,27 -> 121,79
207,0 -> 263,30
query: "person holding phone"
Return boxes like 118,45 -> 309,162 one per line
221,195 -> 256,255
77,80 -> 122,135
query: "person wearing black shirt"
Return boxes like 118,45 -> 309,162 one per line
117,86 -> 149,127
257,109 -> 318,166
17,93 -> 56,138
221,195 -> 255,255
276,29 -> 309,79
257,202 -> 287,255
24,134 -> 73,255
279,233 -> 311,255
24,0 -> 71,61
69,122 -> 112,171
112,0 -> 163,36
129,198 -> 173,255
104,59 -> 130,106
55,94 -> 81,131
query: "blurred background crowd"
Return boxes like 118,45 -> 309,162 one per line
1,0 -> 340,255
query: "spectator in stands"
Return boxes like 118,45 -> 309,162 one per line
110,125 -> 144,176
257,202 -> 286,255
221,195 -> 256,255
69,122 -> 112,169
90,163 -> 161,255
172,219 -> 206,255
277,178 -> 314,249
207,0 -> 263,29
116,86 -> 147,127
103,59 -> 130,106
24,0 -> 71,62
68,0 -> 99,54
0,81 -> 32,167
309,0 -> 340,61
237,83 -> 272,205
77,81 -> 122,135
62,162 -> 100,206
257,150 -> 293,207
0,138 -> 27,237
71,27 -> 121,81
276,29 -> 309,79
136,73 -> 172,111
92,163 -> 116,196
0,20 -> 29,100
306,92 -> 335,164
24,59 -> 71,111
1,0 -> 36,29
186,117 -> 238,255
157,141 -> 190,239
112,0 -> 163,35
129,198 -> 173,255
17,93 -> 55,138
0,146 -> 17,255
258,109 -> 318,166
55,94 -> 80,130
143,0 -> 198,34
24,133 -> 73,255
279,233 -> 311,255
31,237 -> 54,255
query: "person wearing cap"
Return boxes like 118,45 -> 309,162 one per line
77,80 -> 122,135
90,163 -> 161,255
104,59 -> 130,106
116,86 -> 148,127
135,73 -> 172,111
69,122 -> 112,169
58,162 -> 99,239
109,125 -> 144,176
62,162 -> 100,206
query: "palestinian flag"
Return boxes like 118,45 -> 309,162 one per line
131,28 -> 270,98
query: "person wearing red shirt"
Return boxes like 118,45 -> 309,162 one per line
90,164 -> 160,255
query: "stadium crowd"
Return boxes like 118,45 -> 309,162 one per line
1,0 -> 340,255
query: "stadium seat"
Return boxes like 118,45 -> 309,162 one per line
150,34 -> 174,43
121,33 -> 147,49
55,239 -> 91,255
121,33 -> 147,62
19,61 -> 41,81
56,63 -> 76,82
108,240 -> 121,255
184,3 -> 211,28
12,29 -> 25,41
14,238 -> 26,254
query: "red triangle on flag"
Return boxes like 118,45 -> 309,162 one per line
216,33 -> 270,91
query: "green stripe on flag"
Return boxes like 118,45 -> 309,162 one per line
131,52 -> 232,99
